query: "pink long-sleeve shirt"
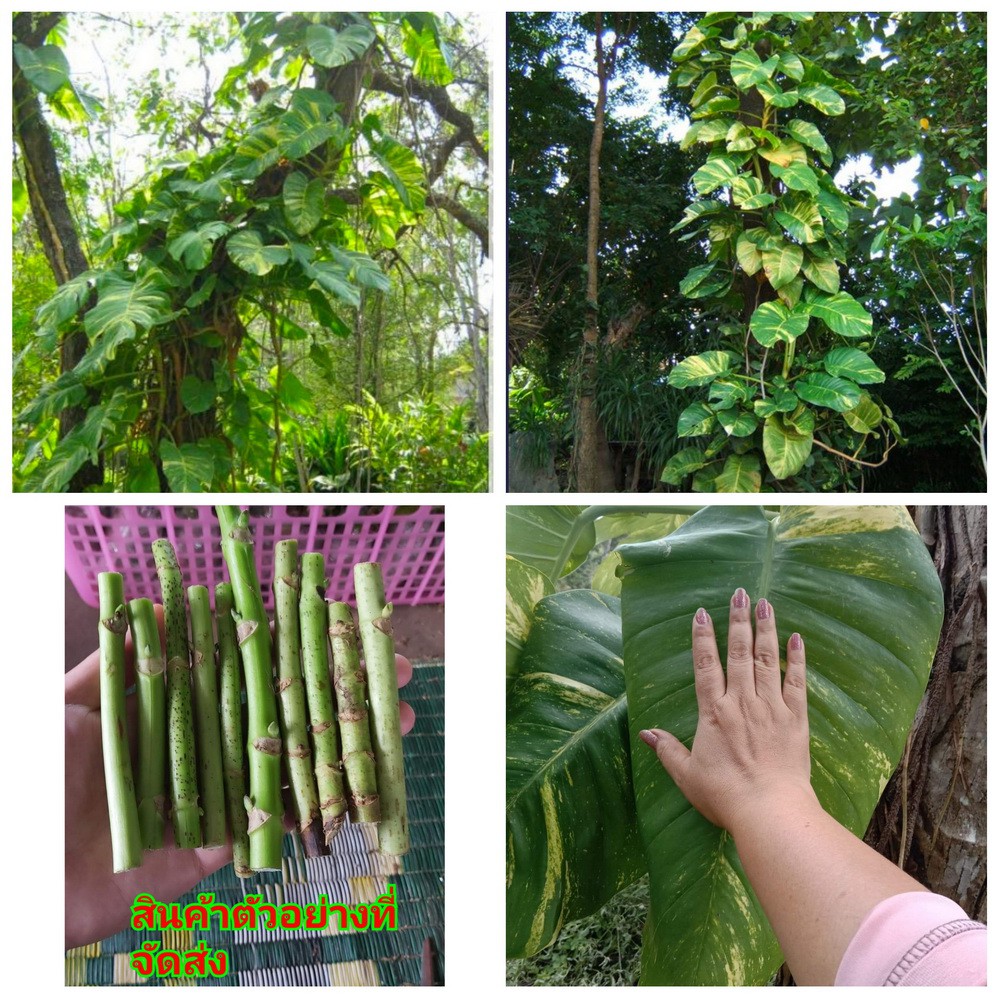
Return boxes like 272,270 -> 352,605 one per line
835,891 -> 986,986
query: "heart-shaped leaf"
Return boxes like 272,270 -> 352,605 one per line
794,372 -> 862,411
620,505 -> 943,985
749,300 -> 809,346
822,347 -> 885,384
668,351 -> 741,388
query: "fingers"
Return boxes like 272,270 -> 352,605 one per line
638,728 -> 690,787
752,598 -> 783,703
691,607 -> 725,709
725,587 -> 755,697
782,632 -> 808,717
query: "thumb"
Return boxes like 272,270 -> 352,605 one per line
638,728 -> 690,784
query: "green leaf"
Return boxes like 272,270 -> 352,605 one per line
82,271 -> 173,371
757,80 -> 799,108
328,245 -> 390,292
692,156 -> 740,195
506,507 -> 592,580
749,300 -> 809,346
760,241 -> 803,289
753,386 -> 799,417
276,371 -> 314,414
774,194 -> 824,244
167,221 -> 230,270
37,270 -> 95,330
735,234 -> 762,275
21,436 -> 90,492
283,171 -> 325,235
730,49 -> 779,90
159,440 -> 214,492
367,129 -> 427,213
793,372 -> 862,411
844,394 -> 883,433
758,139 -> 807,167
660,447 -> 709,485
305,23 -> 376,68
679,263 -> 716,296
14,43 -> 71,96
505,555 -> 554,682
822,347 -> 885,385
715,408 -> 758,438
690,71 -> 719,108
124,457 -> 160,493
278,89 -> 344,159
775,275 -> 805,309
762,411 -> 813,477
673,25 -> 713,63
677,402 -> 716,438
185,273 -> 218,308
708,379 -> 750,409
785,118 -> 831,160
507,591 -> 644,959
180,376 -> 216,414
798,83 -> 846,116
227,230 -> 290,275
401,18 -> 453,84
715,452 -> 761,491
806,291 -> 873,338
668,351 -> 740,388
621,506 -> 942,986
817,189 -> 850,232
305,261 -> 360,307
801,252 -> 840,293
769,161 -> 819,195
777,51 -> 805,80
670,199 -> 723,233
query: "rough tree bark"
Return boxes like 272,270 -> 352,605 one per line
864,505 -> 986,919
572,14 -> 627,493
13,11 -> 101,490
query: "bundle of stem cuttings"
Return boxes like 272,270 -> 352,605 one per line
97,507 -> 410,877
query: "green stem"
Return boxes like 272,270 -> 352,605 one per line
299,551 -> 347,844
187,585 -> 227,848
151,539 -> 202,848
273,540 -> 325,857
216,506 -> 283,871
216,582 -> 250,879
782,339 -> 796,380
328,602 -> 380,824
125,598 -> 165,851
98,573 -> 142,872
354,562 -> 408,870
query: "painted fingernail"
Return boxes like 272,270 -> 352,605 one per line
733,587 -> 748,609
638,729 -> 658,748
756,599 -> 770,621
790,632 -> 803,651
695,607 -> 709,625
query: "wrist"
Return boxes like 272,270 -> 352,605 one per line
726,779 -> 821,841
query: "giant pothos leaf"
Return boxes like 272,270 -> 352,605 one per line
304,23 -> 376,68
506,591 -> 645,958
619,506 -> 943,985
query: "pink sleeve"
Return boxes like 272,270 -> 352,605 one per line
835,891 -> 986,986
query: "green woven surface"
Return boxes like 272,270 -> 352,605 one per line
66,660 -> 444,986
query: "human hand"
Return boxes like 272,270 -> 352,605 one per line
65,606 -> 414,949
638,587 -> 815,834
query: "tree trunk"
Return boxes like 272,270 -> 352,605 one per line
572,14 -> 619,493
864,505 -> 986,920
13,11 -> 101,490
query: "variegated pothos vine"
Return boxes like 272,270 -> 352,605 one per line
663,12 -> 900,492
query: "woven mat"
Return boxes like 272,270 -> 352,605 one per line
66,660 -> 444,986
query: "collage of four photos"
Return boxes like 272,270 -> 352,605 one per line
9,8 -> 986,989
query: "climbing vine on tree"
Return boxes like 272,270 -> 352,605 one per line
662,12 -> 901,493
15,12 -> 484,492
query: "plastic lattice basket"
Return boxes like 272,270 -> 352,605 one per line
65,505 -> 444,611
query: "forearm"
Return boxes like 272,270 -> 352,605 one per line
731,786 -> 928,986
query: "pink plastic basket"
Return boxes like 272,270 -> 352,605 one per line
65,505 -> 444,611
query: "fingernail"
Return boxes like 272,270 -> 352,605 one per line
756,599 -> 770,621
638,729 -> 658,748
790,632 -> 803,651
695,607 -> 709,625
733,587 -> 748,609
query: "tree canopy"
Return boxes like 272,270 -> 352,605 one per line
508,11 -> 984,493
14,11 -> 490,492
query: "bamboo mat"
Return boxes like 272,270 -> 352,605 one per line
66,660 -> 444,987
